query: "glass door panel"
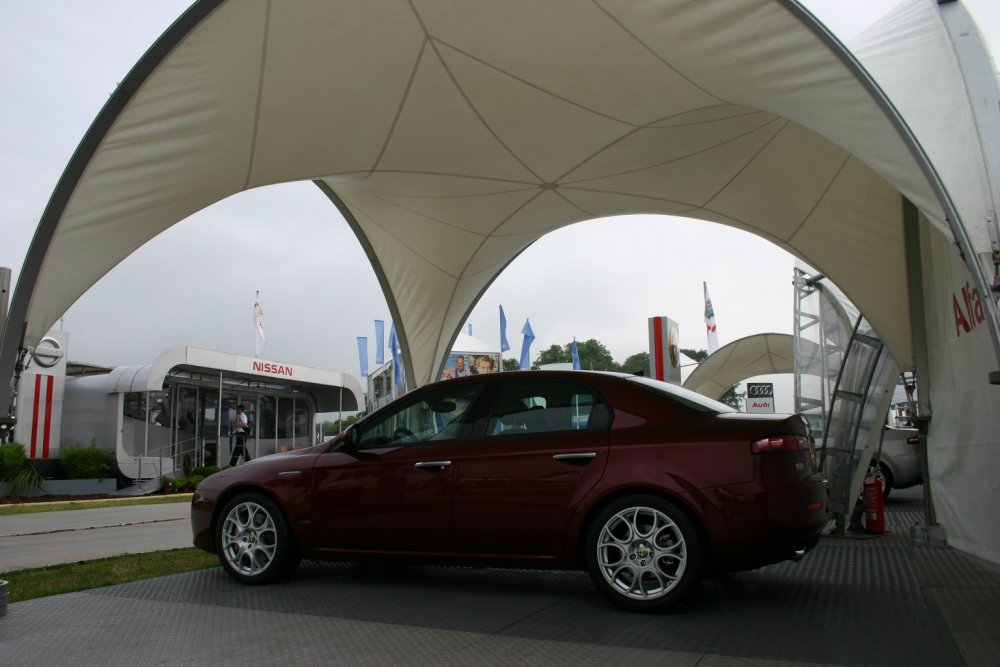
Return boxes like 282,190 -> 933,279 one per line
241,396 -> 258,460
258,395 -> 276,456
220,393 -> 239,466
201,393 -> 219,468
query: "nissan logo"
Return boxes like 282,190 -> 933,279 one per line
31,337 -> 64,369
747,383 -> 773,398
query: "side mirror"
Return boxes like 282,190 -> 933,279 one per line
334,426 -> 360,453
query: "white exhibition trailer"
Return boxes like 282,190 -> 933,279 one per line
17,339 -> 361,482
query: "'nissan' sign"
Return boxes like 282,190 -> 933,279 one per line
746,382 -> 775,414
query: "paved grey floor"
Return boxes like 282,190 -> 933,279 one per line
0,502 -> 191,572
1,489 -> 999,666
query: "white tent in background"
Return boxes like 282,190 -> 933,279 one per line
2,0 -> 998,563
683,334 -> 795,401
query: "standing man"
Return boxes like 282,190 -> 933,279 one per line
229,404 -> 251,466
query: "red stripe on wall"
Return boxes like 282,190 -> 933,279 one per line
653,317 -> 664,381
42,375 -> 54,459
30,375 -> 41,458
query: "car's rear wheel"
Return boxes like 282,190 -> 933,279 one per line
876,462 -> 894,501
216,492 -> 300,584
585,495 -> 703,612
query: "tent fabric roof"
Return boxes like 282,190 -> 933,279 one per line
451,333 -> 499,354
6,0 -> 991,388
683,333 -> 794,400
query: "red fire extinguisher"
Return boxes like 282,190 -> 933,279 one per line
863,473 -> 885,534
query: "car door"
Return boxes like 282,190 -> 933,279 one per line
309,382 -> 483,554
451,378 -> 611,559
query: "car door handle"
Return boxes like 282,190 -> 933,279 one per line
415,460 -> 452,470
553,452 -> 597,462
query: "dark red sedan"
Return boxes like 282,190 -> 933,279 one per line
191,371 -> 828,611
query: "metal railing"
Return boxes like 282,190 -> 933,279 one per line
132,435 -> 200,484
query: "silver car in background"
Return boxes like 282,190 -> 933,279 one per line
873,426 -> 922,500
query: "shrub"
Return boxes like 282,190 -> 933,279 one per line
61,441 -> 111,479
167,474 -> 205,492
0,443 -> 45,497
6,466 -> 46,497
0,442 -> 27,480
192,465 -> 220,478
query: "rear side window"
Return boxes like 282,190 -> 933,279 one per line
486,379 -> 609,436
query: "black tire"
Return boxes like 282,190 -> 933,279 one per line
877,463 -> 894,502
584,494 -> 703,612
215,492 -> 301,584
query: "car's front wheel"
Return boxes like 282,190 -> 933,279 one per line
585,495 -> 703,612
216,492 -> 300,584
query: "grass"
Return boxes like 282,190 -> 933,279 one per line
1,548 -> 219,603
0,493 -> 214,603
0,493 -> 192,516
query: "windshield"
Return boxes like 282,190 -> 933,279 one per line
626,375 -> 736,414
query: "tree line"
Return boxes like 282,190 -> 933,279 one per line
513,339 -> 743,409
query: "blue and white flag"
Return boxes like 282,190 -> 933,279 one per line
571,338 -> 581,370
519,319 -> 535,370
374,320 -> 385,365
357,337 -> 369,378
389,323 -> 404,395
499,305 -> 510,352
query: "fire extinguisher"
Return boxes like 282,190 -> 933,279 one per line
863,473 -> 885,535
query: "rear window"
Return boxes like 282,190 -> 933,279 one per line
626,376 -> 736,414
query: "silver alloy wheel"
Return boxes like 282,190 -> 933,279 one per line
221,500 -> 278,577
595,505 -> 687,601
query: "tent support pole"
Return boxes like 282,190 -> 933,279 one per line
903,198 -> 944,542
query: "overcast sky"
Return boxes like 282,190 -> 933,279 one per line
2,1 -> 998,410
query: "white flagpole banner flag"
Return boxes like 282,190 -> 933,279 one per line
704,281 -> 719,355
254,291 -> 265,357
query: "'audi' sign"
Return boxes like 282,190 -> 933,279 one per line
746,382 -> 775,413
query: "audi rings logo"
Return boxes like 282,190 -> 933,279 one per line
31,337 -> 65,369
747,383 -> 774,398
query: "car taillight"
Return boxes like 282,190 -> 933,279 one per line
751,435 -> 809,454
906,436 -> 920,445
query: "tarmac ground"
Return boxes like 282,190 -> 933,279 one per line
1,488 -> 998,666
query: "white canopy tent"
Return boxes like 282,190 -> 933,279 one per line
2,0 -> 999,561
683,333 -> 794,401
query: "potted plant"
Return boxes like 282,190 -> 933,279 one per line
0,442 -> 46,498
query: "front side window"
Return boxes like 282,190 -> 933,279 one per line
486,380 -> 609,436
357,384 -> 482,449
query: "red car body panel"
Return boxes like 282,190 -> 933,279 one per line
451,427 -> 609,559
310,443 -> 455,553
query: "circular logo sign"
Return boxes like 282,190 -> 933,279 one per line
31,337 -> 64,368
668,325 -> 680,368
